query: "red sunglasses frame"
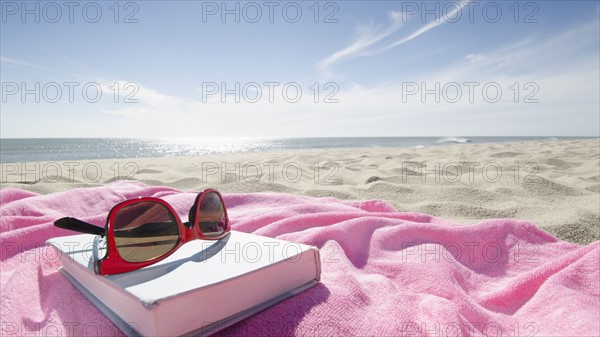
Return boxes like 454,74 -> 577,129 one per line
54,189 -> 230,275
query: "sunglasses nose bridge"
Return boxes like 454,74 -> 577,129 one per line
182,222 -> 202,242
187,200 -> 199,226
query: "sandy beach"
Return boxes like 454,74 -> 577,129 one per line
1,138 -> 598,245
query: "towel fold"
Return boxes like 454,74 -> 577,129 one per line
1,182 -> 598,336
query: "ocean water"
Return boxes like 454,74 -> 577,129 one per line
0,137 -> 593,163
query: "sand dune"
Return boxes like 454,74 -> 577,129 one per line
2,139 -> 598,244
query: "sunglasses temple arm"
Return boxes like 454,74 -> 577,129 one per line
54,217 -> 106,237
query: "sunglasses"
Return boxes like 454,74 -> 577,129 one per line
53,189 -> 230,275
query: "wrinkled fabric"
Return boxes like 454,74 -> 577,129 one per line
1,182 -> 598,337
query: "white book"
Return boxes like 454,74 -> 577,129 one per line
46,231 -> 321,337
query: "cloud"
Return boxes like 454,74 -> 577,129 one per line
317,0 -> 470,74
317,12 -> 406,73
1,56 -> 36,68
0,56 -> 63,79
97,19 -> 598,138
3,14 -> 597,138
379,0 -> 470,52
0,55 -> 106,82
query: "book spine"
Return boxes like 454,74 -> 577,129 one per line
312,247 -> 322,282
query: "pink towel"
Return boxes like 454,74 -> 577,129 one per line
1,182 -> 598,336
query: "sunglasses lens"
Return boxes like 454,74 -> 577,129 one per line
197,192 -> 227,237
113,201 -> 179,263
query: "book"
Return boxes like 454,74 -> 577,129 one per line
46,231 -> 321,337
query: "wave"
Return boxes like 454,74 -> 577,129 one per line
435,137 -> 471,144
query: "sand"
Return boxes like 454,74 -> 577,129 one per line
1,139 -> 598,245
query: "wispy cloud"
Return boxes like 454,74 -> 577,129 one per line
0,56 -> 62,79
1,56 -> 37,68
3,12 -> 597,138
97,18 -> 598,138
380,0 -> 470,52
317,12 -> 406,73
317,0 -> 470,74
0,54 -> 102,82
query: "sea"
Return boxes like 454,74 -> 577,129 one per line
0,137 -> 594,163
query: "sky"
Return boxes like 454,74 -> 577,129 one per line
1,0 -> 599,138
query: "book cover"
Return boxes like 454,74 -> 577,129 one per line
46,231 -> 321,336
